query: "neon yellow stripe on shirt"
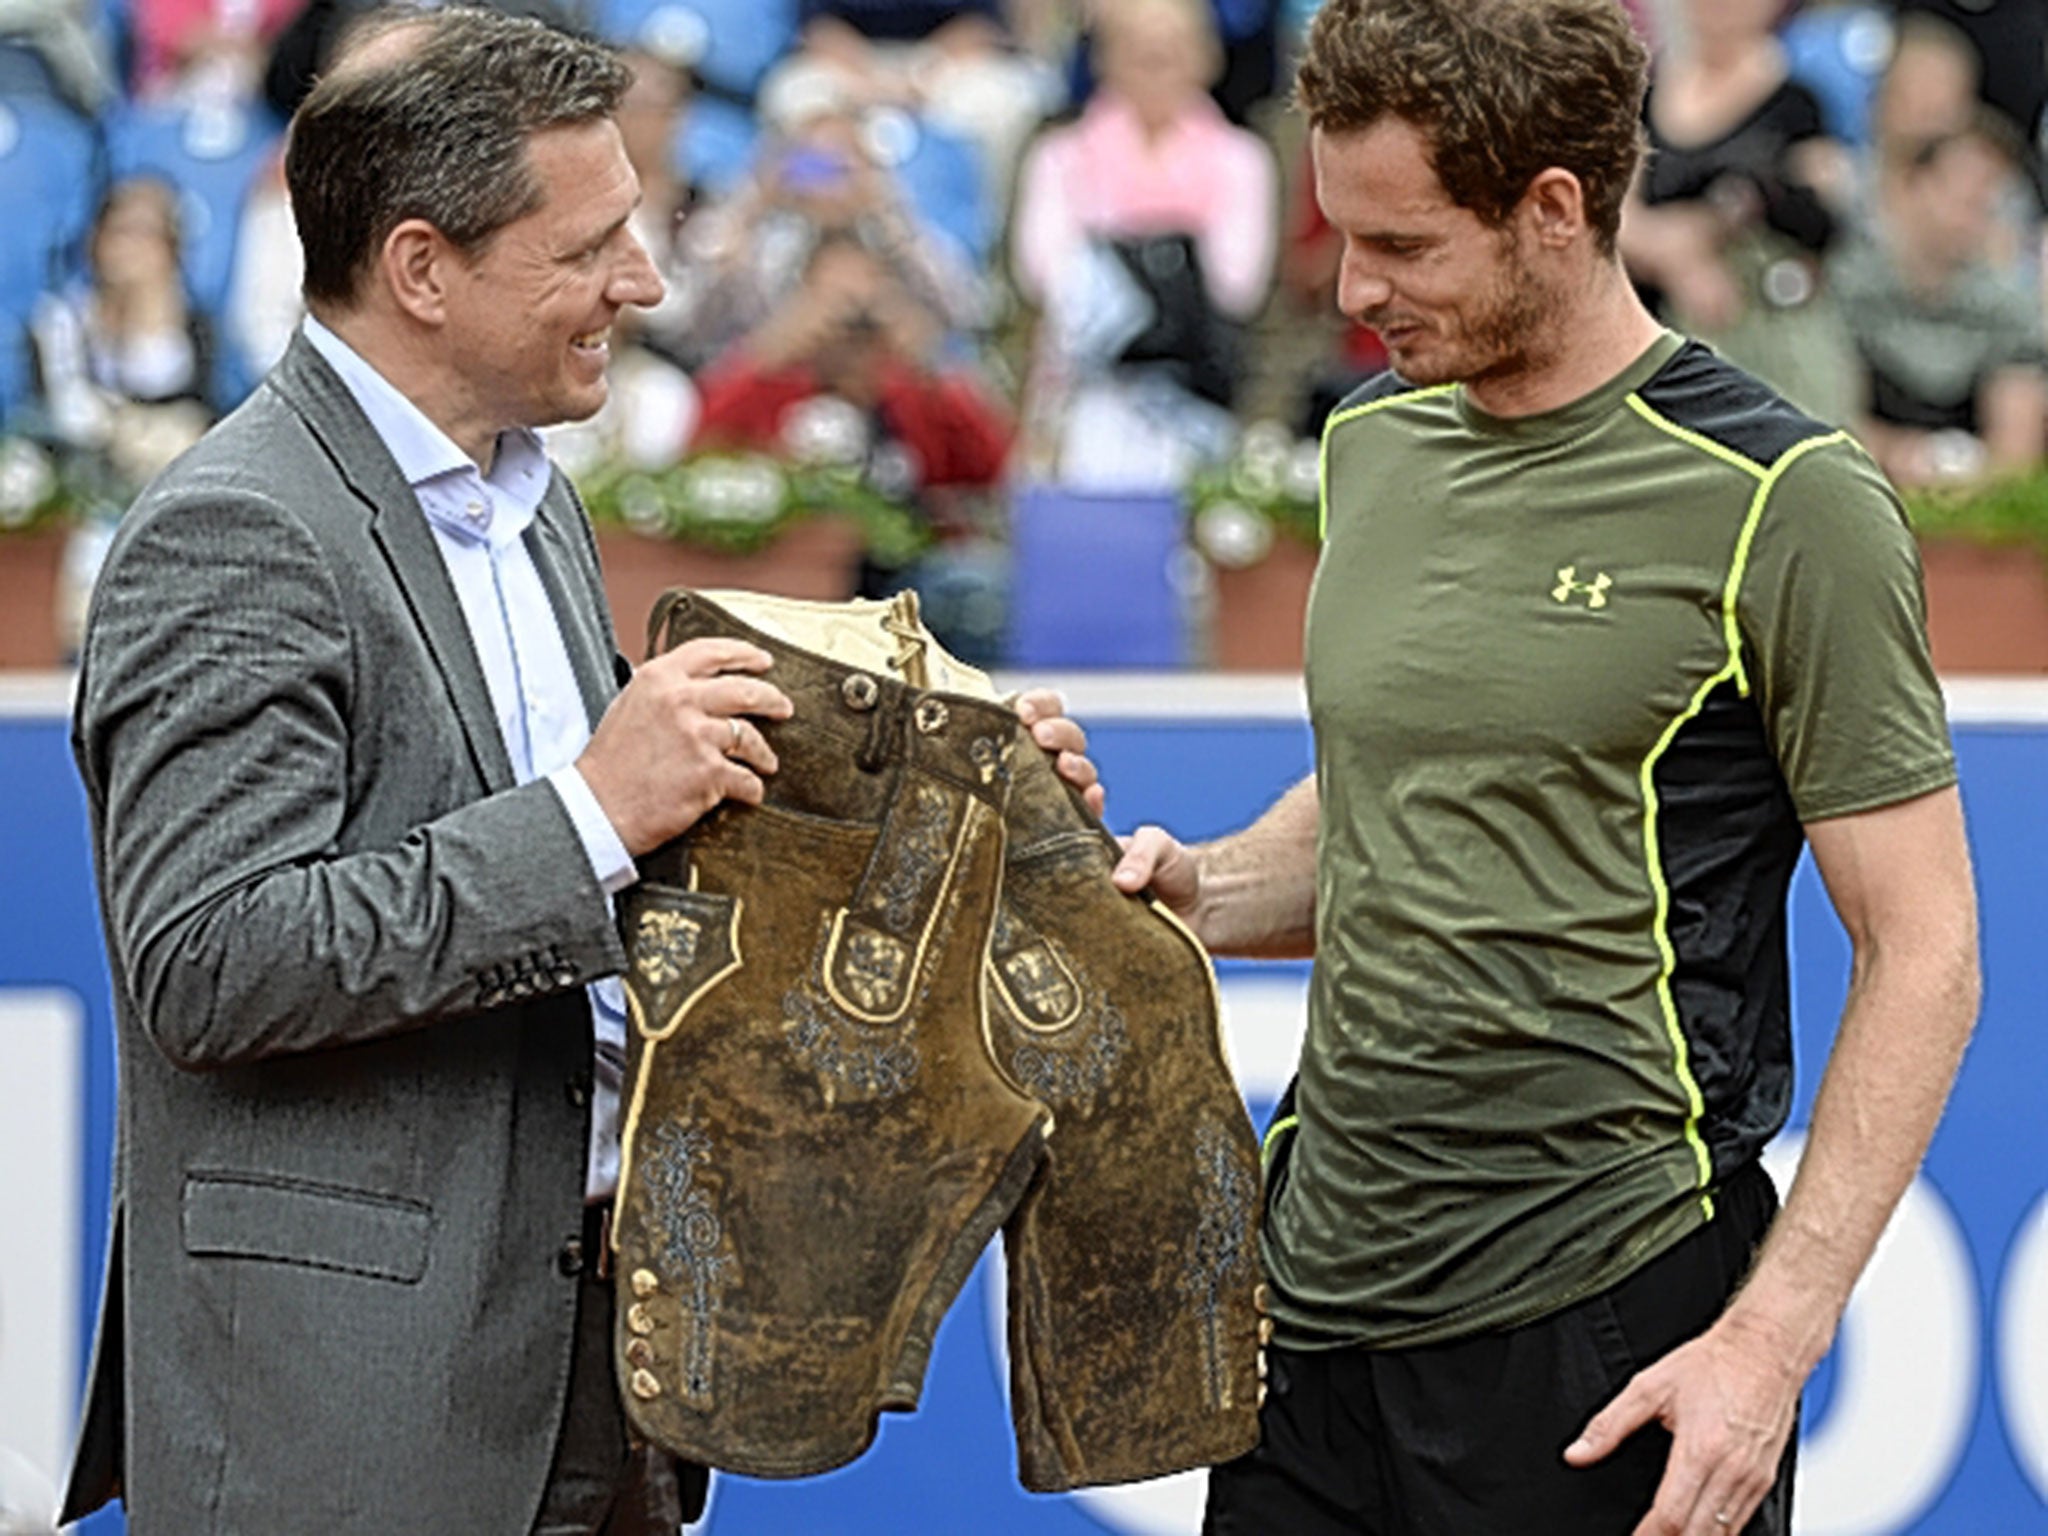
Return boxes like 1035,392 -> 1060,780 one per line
1319,385 -> 1457,539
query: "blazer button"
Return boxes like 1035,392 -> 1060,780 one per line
566,1077 -> 590,1109
557,1237 -> 585,1277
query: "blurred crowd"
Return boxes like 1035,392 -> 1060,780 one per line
0,0 -> 2045,659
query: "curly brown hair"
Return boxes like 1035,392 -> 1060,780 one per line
1295,0 -> 1649,253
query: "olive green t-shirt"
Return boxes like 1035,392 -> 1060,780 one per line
1267,332 -> 1956,1350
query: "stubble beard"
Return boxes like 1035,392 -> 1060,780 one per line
1402,228 -> 1560,393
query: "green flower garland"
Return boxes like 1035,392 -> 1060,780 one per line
578,451 -> 931,565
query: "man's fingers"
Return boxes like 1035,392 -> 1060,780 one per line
1627,1440 -> 1713,1536
1665,1427 -> 1784,1536
1667,1469 -> 1762,1536
723,717 -> 779,777
1113,826 -> 1168,893
720,758 -> 768,807
1030,715 -> 1089,758
1013,687 -> 1066,726
695,675 -> 795,722
1565,1374 -> 1661,1467
656,637 -> 777,677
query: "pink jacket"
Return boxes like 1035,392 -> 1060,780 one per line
1011,93 -> 1278,321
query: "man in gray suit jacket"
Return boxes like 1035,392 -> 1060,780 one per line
59,10 -> 1099,1532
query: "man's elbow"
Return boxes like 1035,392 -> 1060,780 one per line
132,917 -> 265,1073
138,967 -> 242,1073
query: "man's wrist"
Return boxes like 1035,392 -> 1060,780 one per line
1719,1258 -> 1845,1379
548,765 -> 639,893
1186,843 -> 1236,950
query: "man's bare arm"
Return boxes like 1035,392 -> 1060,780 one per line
1568,785 -> 1981,1536
1721,785 -> 1980,1369
1112,773 -> 1320,958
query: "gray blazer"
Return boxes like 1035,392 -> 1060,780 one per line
62,334 -> 631,1534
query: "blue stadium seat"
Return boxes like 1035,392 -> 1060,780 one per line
104,96 -> 282,320
599,0 -> 797,102
0,93 -> 102,326
1006,486 -> 1190,668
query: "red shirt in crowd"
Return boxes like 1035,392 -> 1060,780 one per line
692,352 -> 1013,488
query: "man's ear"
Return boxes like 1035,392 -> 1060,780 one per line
1521,167 -> 1589,250
380,218 -> 455,325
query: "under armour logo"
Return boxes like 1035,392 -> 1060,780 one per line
1552,566 -> 1612,609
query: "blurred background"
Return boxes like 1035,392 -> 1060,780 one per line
2,0 -> 2048,1531
5,0 -> 2048,675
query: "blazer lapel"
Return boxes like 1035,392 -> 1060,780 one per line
527,485 -> 616,734
270,333 -> 516,794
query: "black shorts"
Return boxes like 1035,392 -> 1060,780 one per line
1206,1160 -> 1791,1536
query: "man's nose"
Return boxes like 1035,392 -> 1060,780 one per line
613,232 -> 667,308
1336,258 -> 1393,320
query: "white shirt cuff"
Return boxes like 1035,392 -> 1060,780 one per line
547,765 -> 638,895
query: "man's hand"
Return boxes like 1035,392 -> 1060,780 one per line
578,638 -> 794,856
1014,688 -> 1104,818
1564,1313 -> 1803,1536
1008,689 -> 1201,917
1109,825 -> 1202,916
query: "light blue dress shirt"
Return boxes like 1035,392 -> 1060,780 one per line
304,316 -> 634,1203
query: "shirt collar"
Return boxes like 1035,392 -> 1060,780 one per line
301,315 -> 550,546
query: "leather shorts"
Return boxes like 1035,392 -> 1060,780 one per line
610,589 -> 1263,1489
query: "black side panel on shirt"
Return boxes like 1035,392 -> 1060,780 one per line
1330,370 -> 1422,417
1652,679 -> 1805,1179
1636,342 -> 1832,466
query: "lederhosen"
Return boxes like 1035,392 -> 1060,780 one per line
611,590 -> 1264,1489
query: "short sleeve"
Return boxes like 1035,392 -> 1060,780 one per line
1738,438 -> 1957,822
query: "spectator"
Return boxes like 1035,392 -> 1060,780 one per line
1870,7 -> 1981,150
1620,0 -> 1860,425
30,177 -> 216,487
662,99 -> 985,369
1069,0 -> 1285,129
758,0 -> 1063,215
1010,0 -> 1276,490
693,232 -> 1013,659
1887,0 -> 2047,148
131,0 -> 302,100
1832,120 -> 2048,487
695,234 -> 1009,499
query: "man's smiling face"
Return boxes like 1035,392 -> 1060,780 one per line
1314,115 -> 1553,392
440,116 -> 665,446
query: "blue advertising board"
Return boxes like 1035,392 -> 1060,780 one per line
2,673 -> 2045,1535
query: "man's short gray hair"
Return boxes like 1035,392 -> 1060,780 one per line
286,6 -> 631,308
